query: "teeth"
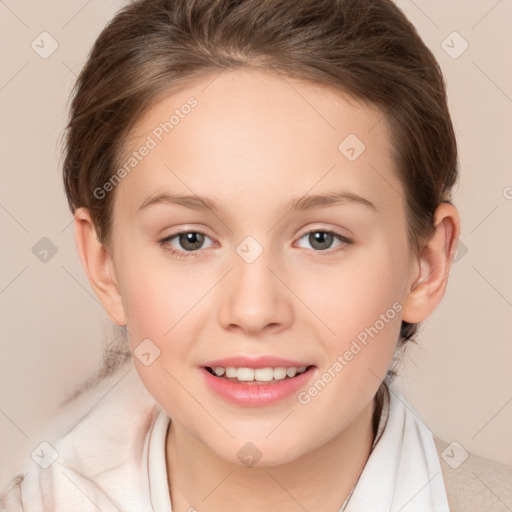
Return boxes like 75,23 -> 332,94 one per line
273,367 -> 287,380
225,367 -> 237,378
254,368 -> 274,382
237,368 -> 254,381
210,366 -> 309,382
286,367 -> 297,378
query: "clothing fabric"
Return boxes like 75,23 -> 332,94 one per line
1,357 -> 511,511
344,386 -> 449,511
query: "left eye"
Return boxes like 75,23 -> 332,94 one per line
163,231 -> 214,252
296,230 -> 350,252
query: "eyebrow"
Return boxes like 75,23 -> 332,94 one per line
136,190 -> 377,214
137,192 -> 217,213
286,191 -> 377,213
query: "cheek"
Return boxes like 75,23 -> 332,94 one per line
314,246 -> 406,376
123,276 -> 175,339
114,240 -> 194,335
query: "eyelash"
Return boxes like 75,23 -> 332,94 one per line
158,229 -> 353,259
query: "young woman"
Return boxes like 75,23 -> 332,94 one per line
2,0 -> 510,510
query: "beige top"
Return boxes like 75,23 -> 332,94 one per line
434,436 -> 512,511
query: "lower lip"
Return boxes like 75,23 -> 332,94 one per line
201,367 -> 315,406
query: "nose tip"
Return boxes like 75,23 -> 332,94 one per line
217,251 -> 293,336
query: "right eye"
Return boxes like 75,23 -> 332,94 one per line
159,230 -> 215,257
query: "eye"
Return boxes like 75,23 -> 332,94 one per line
295,230 -> 352,253
159,230 -> 215,257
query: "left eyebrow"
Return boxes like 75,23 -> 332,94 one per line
286,191 -> 378,213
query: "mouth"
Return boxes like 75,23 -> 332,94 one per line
204,365 -> 314,384
201,357 -> 317,405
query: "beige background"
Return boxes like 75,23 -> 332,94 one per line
1,0 -> 511,487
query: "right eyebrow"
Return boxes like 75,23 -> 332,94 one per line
136,192 -> 219,213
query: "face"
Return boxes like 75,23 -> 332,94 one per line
107,69 -> 417,466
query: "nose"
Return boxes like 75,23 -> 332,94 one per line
217,248 -> 294,336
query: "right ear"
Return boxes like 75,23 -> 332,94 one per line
74,207 -> 127,326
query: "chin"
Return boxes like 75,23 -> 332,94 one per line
213,435 -> 307,469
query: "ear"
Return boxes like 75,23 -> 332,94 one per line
402,202 -> 461,323
74,207 -> 127,326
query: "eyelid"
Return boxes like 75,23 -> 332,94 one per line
293,227 -> 353,253
159,225 -> 215,243
295,224 -> 352,240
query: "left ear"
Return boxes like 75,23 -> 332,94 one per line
402,202 -> 461,323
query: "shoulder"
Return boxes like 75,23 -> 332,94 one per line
434,436 -> 512,512
1,358 -> 159,511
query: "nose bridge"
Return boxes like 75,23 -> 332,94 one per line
217,238 -> 292,334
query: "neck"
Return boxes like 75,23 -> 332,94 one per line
166,398 -> 378,512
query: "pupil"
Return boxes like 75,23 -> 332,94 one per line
309,231 -> 333,250
180,232 -> 204,251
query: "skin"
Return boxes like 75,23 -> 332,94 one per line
74,68 -> 460,511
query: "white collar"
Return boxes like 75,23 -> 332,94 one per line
148,386 -> 449,512
148,407 -> 172,511
345,385 -> 450,511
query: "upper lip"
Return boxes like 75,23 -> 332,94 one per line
202,356 -> 313,369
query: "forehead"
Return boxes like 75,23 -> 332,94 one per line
114,68 -> 403,221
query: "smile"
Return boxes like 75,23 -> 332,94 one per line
201,362 -> 316,406
205,365 -> 310,384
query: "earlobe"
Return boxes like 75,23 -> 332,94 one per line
401,203 -> 460,324
74,207 -> 127,326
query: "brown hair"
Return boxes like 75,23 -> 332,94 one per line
62,0 -> 458,380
